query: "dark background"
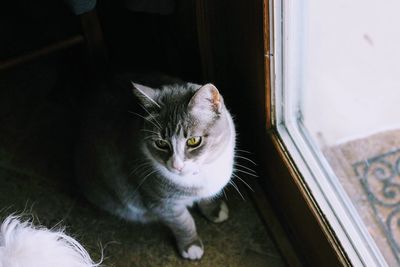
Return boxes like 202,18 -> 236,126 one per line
0,0 -> 266,188
0,0 -> 204,188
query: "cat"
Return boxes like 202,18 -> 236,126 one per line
75,75 -> 236,260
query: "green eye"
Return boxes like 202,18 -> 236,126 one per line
187,136 -> 202,148
155,139 -> 169,149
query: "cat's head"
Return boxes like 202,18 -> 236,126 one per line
132,82 -> 234,177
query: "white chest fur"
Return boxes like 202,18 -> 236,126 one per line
160,142 -> 234,201
196,145 -> 234,198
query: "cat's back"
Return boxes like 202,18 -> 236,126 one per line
75,75 -> 140,209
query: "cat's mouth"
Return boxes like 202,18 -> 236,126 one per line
166,166 -> 199,176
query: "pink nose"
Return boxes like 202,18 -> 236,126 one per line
173,164 -> 183,172
172,159 -> 184,172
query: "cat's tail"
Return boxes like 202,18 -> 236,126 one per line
0,215 -> 102,267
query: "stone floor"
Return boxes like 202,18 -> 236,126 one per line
0,59 -> 288,266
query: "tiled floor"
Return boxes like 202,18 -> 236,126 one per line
0,59 -> 288,266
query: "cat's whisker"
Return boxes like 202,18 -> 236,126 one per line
143,135 -> 160,140
234,168 -> 259,178
139,104 -> 162,128
234,163 -> 257,173
129,162 -> 153,176
134,169 -> 158,193
235,149 -> 252,154
128,111 -> 161,130
222,188 -> 228,200
130,158 -> 144,164
141,129 -> 160,135
229,181 -> 245,200
235,155 -> 257,166
232,173 -> 254,192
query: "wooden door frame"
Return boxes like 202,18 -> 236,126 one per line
264,1 -> 351,265
196,0 -> 351,266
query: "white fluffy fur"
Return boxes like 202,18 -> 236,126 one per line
0,216 -> 100,267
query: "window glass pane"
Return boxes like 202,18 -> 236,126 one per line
299,1 -> 400,266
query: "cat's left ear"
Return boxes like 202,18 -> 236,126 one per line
131,82 -> 160,108
188,83 -> 223,114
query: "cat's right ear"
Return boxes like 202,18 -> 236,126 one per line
131,82 -> 161,108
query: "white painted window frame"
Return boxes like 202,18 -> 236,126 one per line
269,1 -> 388,266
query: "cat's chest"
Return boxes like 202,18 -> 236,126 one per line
199,160 -> 232,196
188,148 -> 234,199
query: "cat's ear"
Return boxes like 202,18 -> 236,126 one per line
131,82 -> 160,108
188,83 -> 223,114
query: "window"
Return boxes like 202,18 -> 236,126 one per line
269,1 -> 400,266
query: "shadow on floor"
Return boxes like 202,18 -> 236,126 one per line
0,58 -> 285,267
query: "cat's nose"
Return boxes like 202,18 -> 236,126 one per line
173,162 -> 184,172
171,158 -> 184,172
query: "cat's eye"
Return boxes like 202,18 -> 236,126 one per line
186,136 -> 202,148
154,139 -> 169,150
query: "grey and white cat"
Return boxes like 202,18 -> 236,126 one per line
76,76 -> 235,260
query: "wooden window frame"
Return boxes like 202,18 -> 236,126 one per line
195,0 -> 366,266
264,1 -> 350,265
266,1 -> 393,266
264,1 -> 359,265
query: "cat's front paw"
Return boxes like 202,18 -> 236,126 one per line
180,239 -> 204,260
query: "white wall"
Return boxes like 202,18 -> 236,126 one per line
301,0 -> 400,146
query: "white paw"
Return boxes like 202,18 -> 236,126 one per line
181,244 -> 204,260
213,201 -> 229,223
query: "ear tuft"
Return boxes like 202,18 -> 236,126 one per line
132,82 -> 160,108
210,85 -> 221,108
189,84 -> 223,113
